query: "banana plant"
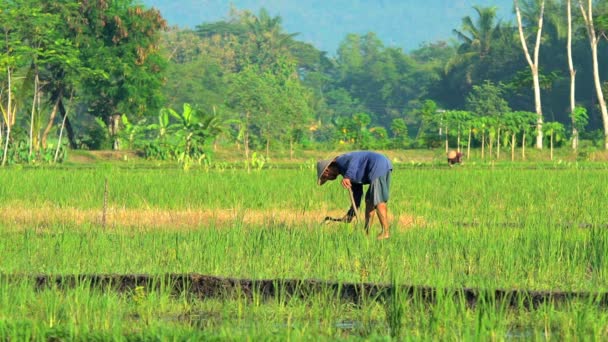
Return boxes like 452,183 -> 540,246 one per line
146,108 -> 171,143
501,112 -> 522,161
119,115 -> 146,150
471,116 -> 488,159
485,116 -> 498,160
571,106 -> 589,150
166,103 -> 224,168
513,111 -> 537,160
543,121 -> 566,161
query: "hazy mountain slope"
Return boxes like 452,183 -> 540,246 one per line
142,0 -> 514,53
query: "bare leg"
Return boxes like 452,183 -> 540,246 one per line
375,202 -> 389,240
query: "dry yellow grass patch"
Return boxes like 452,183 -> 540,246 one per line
0,204 -> 423,231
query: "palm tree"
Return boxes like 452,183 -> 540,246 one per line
243,8 -> 299,69
448,6 -> 504,85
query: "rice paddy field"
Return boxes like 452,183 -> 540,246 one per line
1,158 -> 608,340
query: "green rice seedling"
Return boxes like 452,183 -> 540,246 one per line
383,274 -> 404,338
1,165 -> 608,339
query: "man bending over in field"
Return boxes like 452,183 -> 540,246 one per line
447,150 -> 463,166
317,151 -> 393,240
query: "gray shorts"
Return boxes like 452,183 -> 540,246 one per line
366,171 -> 391,206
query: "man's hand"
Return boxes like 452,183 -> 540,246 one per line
341,178 -> 352,189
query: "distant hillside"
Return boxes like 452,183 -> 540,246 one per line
142,0 -> 514,54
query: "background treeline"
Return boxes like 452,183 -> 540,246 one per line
2,0 -> 608,165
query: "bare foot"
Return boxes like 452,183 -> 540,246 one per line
376,234 -> 390,240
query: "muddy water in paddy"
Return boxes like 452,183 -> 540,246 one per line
4,273 -> 605,309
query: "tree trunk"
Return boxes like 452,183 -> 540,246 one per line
41,94 -> 61,149
54,92 -> 74,163
467,128 -> 472,160
2,64 -> 13,166
58,102 -> 77,150
55,107 -> 68,163
522,133 -> 526,160
444,125 -> 449,153
29,72 -> 39,156
51,90 -> 78,149
109,113 -> 121,151
245,111 -> 250,173
266,136 -> 270,159
550,134 -> 554,160
515,0 -> 545,149
496,128 -> 501,160
532,70 -> 544,149
481,133 -> 485,159
2,118 -> 10,166
489,135 -> 493,159
511,133 -> 516,161
580,1 -> 608,150
567,0 -> 578,150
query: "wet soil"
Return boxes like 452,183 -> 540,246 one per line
6,273 -> 606,309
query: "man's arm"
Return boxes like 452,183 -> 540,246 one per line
343,183 -> 363,222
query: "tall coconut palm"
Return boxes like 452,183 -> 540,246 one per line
448,6 -> 504,85
242,8 -> 299,70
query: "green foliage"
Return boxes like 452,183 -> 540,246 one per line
2,139 -> 66,165
443,5 -> 521,108
390,118 -> 410,149
412,100 -> 443,148
384,275 -> 404,339
78,118 -> 112,150
119,115 -> 147,150
334,32 -> 437,128
138,104 -> 224,166
77,0 -> 168,125
1,166 -> 608,339
5,0 -> 608,161
465,81 -> 511,117
162,52 -> 227,112
572,106 -> 589,133
248,151 -> 267,171
544,121 -> 566,145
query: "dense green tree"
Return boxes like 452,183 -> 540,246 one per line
10,1 -> 608,158
412,99 -> 441,148
0,0 -> 27,164
163,54 -> 226,113
465,81 -> 511,117
390,118 -> 409,149
278,65 -> 313,158
20,1 -> 83,153
77,0 -> 168,149
543,120 -> 566,159
335,33 -> 438,128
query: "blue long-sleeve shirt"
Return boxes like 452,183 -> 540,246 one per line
334,151 -> 392,216
334,151 -> 392,184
